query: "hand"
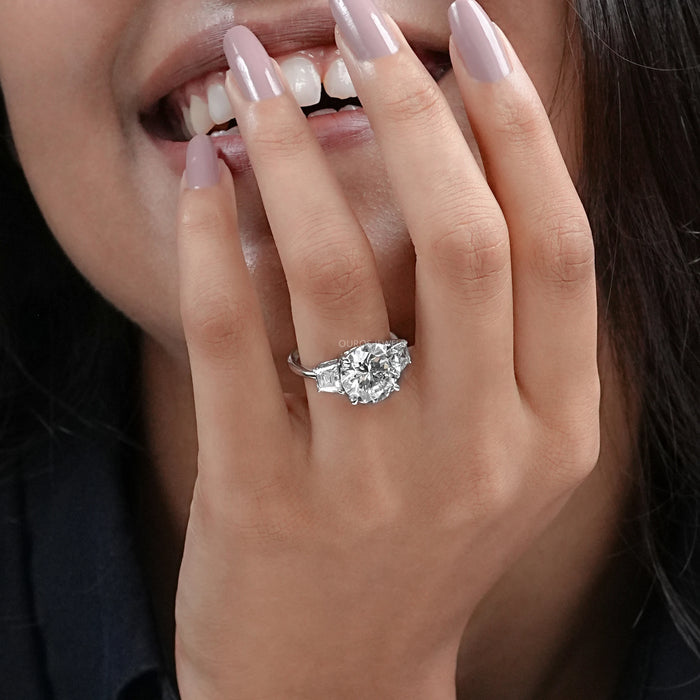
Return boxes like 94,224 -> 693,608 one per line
173,1 -> 600,698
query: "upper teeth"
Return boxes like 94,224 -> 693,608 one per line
280,53 -> 358,104
207,80 -> 236,125
189,95 -> 214,136
180,53 -> 358,139
280,56 -> 322,107
323,58 -> 356,100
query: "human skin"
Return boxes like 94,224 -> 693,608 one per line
0,0 -> 642,698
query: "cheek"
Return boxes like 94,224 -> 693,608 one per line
0,0 -> 132,233
0,1 -> 134,100
1,0 -> 131,174
0,1 -> 187,349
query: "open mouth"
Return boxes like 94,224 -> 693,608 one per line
140,43 -> 451,144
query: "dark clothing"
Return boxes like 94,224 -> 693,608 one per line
2,381 -> 700,699
1,400 -> 177,699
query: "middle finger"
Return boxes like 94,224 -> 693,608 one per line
331,0 -> 516,408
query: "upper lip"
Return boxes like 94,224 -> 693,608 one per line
138,5 -> 451,117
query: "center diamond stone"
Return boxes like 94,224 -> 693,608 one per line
338,340 -> 410,405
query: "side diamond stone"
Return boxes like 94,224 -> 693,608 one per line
389,340 -> 411,372
315,360 -> 342,393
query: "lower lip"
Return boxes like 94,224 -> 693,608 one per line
154,108 -> 374,177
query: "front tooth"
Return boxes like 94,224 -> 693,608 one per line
181,105 -> 196,138
207,81 -> 235,125
279,56 -> 322,108
323,58 -> 357,100
190,95 -> 214,135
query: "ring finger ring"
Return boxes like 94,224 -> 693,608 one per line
287,333 -> 411,405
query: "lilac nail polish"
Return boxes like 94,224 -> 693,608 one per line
448,0 -> 512,82
223,25 -> 284,102
330,0 -> 399,61
186,134 -> 220,189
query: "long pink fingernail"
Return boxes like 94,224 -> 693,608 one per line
186,134 -> 220,189
330,0 -> 399,61
448,0 -> 512,82
223,25 -> 284,102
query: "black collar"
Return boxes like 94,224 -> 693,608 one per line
21,426 -> 177,700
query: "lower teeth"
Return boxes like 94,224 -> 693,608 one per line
306,104 -> 362,119
210,124 -> 240,136
206,102 -> 361,138
307,108 -> 338,118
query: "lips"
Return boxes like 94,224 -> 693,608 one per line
139,6 -> 451,141
138,6 -> 451,174
145,45 -> 364,142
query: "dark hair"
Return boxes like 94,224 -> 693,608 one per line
572,0 -> 700,651
1,0 -> 699,649
0,93 -> 141,474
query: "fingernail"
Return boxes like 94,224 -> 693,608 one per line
448,0 -> 512,82
330,0 -> 399,61
185,134 -> 220,189
223,25 -> 284,102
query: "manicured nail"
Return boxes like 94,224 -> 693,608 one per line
330,0 -> 399,61
223,25 -> 284,102
186,134 -> 220,189
448,0 -> 512,82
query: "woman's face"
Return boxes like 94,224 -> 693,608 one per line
0,0 -> 576,390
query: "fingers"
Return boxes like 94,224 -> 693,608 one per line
208,0 -> 596,432
447,0 -> 598,421
177,135 -> 291,489
222,26 -> 391,419
331,0 -> 516,407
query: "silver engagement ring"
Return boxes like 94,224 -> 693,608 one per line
287,333 -> 411,405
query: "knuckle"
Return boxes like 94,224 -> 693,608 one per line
492,88 -> 546,149
554,431 -> 601,486
179,206 -> 228,240
426,441 -> 516,527
427,214 -> 510,299
294,242 -> 373,315
465,466 -> 510,516
194,467 -> 305,545
568,430 -> 601,479
324,475 -> 403,541
536,415 -> 601,489
248,112 -> 310,161
466,439 -> 518,510
531,212 -> 595,296
451,463 -> 515,526
232,498 -> 303,545
182,289 -> 252,359
380,80 -> 445,128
